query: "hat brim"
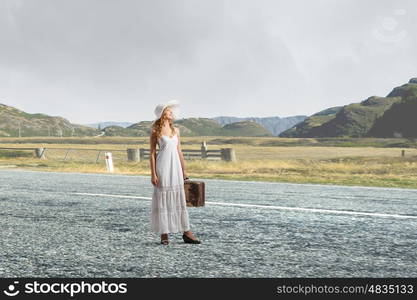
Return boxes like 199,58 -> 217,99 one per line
155,102 -> 180,120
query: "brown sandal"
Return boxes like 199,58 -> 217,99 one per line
160,234 -> 169,245
182,233 -> 201,244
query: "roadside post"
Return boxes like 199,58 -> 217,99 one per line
104,152 -> 114,172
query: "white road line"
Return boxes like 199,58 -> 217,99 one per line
73,192 -> 152,200
71,192 -> 417,220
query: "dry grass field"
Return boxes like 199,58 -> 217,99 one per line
1,136 -> 417,189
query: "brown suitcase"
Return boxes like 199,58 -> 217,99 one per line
184,180 -> 205,207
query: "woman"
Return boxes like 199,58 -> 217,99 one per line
149,99 -> 201,245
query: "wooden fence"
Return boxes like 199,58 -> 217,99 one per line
0,142 -> 236,162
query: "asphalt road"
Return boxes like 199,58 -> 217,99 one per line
1,169 -> 416,277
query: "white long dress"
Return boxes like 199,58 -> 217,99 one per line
150,133 -> 190,234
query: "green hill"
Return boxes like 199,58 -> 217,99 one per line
221,121 -> 274,136
213,115 -> 307,136
367,79 -> 417,138
0,103 -> 100,137
279,106 -> 343,137
115,118 -> 222,137
0,103 -> 276,138
308,96 -> 402,137
122,118 -> 272,137
174,118 -> 223,136
280,78 -> 417,138
101,125 -> 134,137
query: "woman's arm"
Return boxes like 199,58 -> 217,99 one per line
149,129 -> 157,177
176,127 -> 188,179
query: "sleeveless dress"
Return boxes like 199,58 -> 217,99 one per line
150,133 -> 190,234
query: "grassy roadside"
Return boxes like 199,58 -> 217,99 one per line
1,155 -> 417,189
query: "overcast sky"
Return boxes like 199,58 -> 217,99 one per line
0,0 -> 416,124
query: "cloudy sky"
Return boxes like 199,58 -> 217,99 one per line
0,0 -> 416,124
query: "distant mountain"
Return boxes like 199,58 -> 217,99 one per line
280,78 -> 417,138
213,115 -> 307,136
85,121 -> 134,129
0,103 -> 99,137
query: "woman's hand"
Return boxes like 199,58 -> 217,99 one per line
151,174 -> 159,187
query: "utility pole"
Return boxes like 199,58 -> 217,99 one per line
18,122 -> 21,138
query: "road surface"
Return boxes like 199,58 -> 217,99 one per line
0,169 -> 416,277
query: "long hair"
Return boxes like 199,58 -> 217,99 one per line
151,109 -> 175,141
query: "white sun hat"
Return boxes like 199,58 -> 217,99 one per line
154,99 -> 180,120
